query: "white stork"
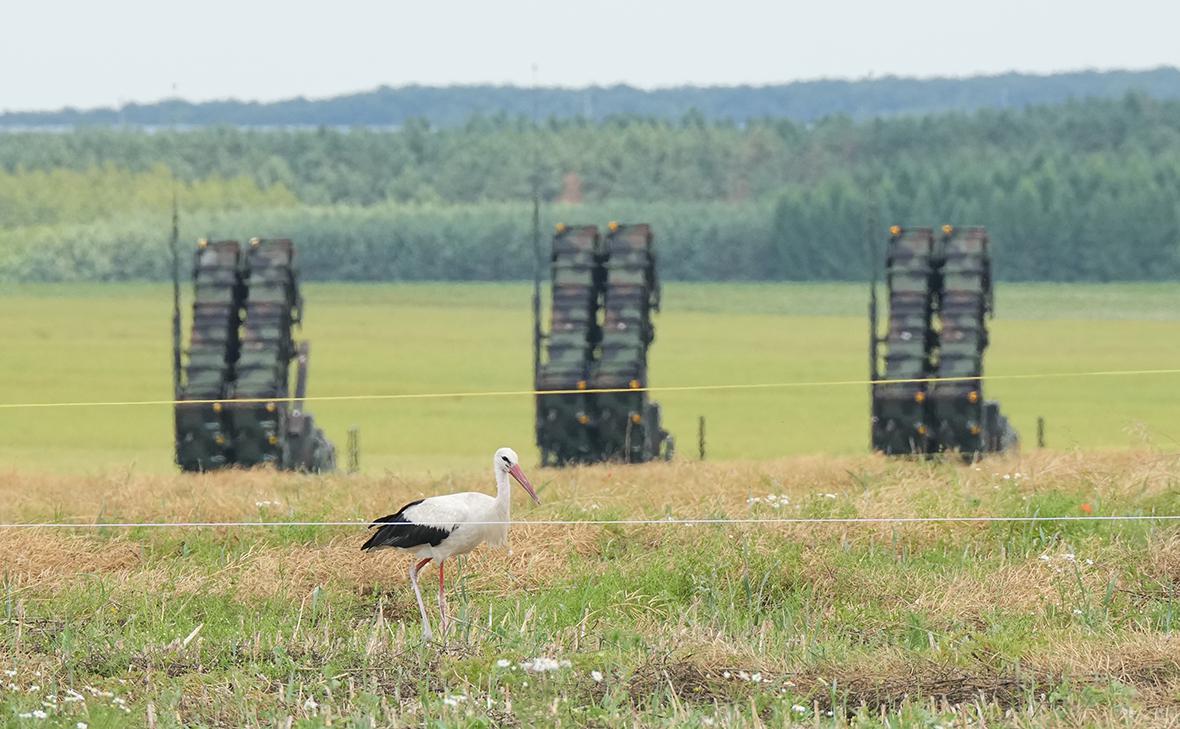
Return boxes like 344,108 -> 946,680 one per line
361,447 -> 539,639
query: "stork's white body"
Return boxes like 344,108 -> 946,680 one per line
395,487 -> 511,561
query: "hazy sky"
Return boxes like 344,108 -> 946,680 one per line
4,0 -> 1178,111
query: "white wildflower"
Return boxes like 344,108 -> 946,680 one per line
32,711 -> 48,719
792,704 -> 808,713
737,671 -> 749,681
1039,555 -> 1051,561
303,696 -> 318,711
722,671 -> 731,679
1085,559 -> 1094,566
520,657 -> 568,673
1062,553 -> 1076,562
1072,608 -> 1083,615
590,671 -> 603,683
28,685 -> 40,692
3,670 -> 14,677
822,493 -> 837,499
751,672 -> 763,683
495,659 -> 511,668
77,724 -> 89,729
702,719 -> 716,727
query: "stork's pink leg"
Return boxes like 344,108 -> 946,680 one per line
437,559 -> 449,636
408,557 -> 433,639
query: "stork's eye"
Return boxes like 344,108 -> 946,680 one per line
501,456 -> 511,464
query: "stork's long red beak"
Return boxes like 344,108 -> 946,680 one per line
509,463 -> 540,504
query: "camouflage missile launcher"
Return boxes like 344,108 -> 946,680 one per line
536,225 -> 601,465
928,226 -> 1017,458
870,224 -> 1018,459
228,239 -> 296,467
175,238 -> 334,472
590,223 -> 671,463
871,227 -> 936,455
535,222 -> 673,466
928,226 -> 991,454
175,240 -> 243,471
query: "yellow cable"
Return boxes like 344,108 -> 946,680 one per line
0,368 -> 1176,410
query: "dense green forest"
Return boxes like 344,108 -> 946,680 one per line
1,94 -> 1178,282
4,68 -> 1180,127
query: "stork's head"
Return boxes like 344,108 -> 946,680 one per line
494,447 -> 539,504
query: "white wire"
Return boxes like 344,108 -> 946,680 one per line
0,515 -> 1176,529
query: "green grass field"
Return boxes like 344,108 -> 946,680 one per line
2,282 -> 1179,726
0,282 -> 1177,473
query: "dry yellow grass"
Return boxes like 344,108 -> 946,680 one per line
3,448 -> 1175,523
1,448 -> 1175,597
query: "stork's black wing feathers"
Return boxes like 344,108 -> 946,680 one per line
367,499 -> 424,530
361,499 -> 452,551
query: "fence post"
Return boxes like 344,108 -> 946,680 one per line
698,416 -> 706,461
1036,417 -> 1045,449
347,426 -> 360,474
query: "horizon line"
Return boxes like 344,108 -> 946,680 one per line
3,64 -> 1177,117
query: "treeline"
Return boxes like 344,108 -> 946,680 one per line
4,94 -> 1180,207
4,68 -> 1180,127
0,202 -> 773,282
0,165 -> 295,227
1,95 -> 1178,281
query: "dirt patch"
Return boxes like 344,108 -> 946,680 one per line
796,640 -> 1180,716
797,659 -> 1041,715
626,654 -> 749,706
